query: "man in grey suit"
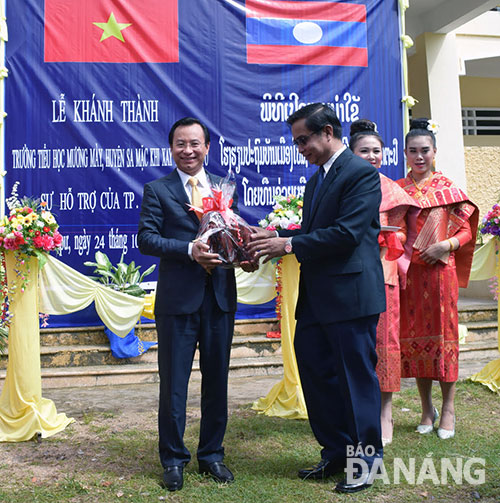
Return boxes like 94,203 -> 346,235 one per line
138,117 -> 254,491
249,103 -> 385,493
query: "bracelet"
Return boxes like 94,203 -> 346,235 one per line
447,239 -> 455,252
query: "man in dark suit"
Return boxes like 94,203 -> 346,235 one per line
138,117 -> 253,491
249,103 -> 386,493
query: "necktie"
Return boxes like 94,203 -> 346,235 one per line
310,166 -> 325,210
188,177 -> 203,219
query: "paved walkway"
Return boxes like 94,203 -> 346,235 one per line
44,355 -> 489,418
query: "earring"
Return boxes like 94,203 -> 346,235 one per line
432,158 -> 436,169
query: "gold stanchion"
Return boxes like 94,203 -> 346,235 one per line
0,252 -> 73,441
469,239 -> 500,395
252,254 -> 308,419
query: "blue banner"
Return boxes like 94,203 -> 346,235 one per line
5,0 -> 404,327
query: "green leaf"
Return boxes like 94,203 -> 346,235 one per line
123,285 -> 146,297
95,251 -> 112,269
116,262 -> 128,283
139,264 -> 156,282
129,271 -> 141,285
34,249 -> 48,269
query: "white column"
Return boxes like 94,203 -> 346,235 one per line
424,32 -> 467,190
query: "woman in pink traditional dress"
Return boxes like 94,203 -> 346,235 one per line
397,118 -> 478,439
350,119 -> 418,446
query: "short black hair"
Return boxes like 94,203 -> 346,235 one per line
286,103 -> 343,139
168,117 -> 210,146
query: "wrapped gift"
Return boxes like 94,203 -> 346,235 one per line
193,174 -> 254,268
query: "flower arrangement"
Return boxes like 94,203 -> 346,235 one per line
1,183 -> 63,263
479,202 -> 500,237
0,182 -> 64,342
259,194 -> 303,231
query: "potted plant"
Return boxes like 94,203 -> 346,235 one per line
84,251 -> 157,358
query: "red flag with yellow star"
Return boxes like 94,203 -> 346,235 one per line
44,0 -> 178,63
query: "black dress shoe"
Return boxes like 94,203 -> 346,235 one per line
335,471 -> 373,493
161,465 -> 183,491
199,461 -> 234,483
298,458 -> 345,480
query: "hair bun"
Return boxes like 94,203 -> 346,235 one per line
350,119 -> 377,137
410,117 -> 430,131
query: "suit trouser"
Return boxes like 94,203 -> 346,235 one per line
294,299 -> 382,467
156,279 -> 234,467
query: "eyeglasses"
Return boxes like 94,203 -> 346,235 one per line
292,131 -> 318,147
173,141 -> 204,150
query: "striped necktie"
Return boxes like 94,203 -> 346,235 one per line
188,177 -> 203,219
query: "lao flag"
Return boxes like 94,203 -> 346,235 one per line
44,0 -> 178,63
246,0 -> 368,67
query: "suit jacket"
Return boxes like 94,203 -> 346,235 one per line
137,169 -> 237,316
280,148 -> 386,324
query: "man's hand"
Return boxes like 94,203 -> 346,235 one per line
249,226 -> 276,240
247,236 -> 288,263
192,240 -> 222,271
420,241 -> 450,265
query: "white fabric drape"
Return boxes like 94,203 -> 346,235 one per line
39,255 -> 144,337
235,260 -> 277,305
38,255 -> 277,337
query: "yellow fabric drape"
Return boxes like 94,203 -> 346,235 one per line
468,238 -> 500,394
0,253 -> 74,442
252,255 -> 307,419
469,238 -> 498,281
39,254 -> 145,337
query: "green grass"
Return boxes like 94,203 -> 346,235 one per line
0,381 -> 498,502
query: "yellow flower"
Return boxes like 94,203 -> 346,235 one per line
41,211 -> 56,225
22,213 -> 37,226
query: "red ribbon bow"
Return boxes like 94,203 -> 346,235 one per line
200,189 -> 233,222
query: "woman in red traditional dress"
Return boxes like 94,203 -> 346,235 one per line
350,120 -> 418,446
397,118 -> 478,439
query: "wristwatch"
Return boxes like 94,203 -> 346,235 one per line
284,237 -> 293,254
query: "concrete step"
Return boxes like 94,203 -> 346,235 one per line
459,336 -> 499,358
0,301 -> 496,389
462,321 -> 498,342
38,319 -> 279,346
0,333 -> 282,370
0,355 -> 284,389
458,299 -> 497,323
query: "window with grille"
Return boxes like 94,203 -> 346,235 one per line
462,108 -> 500,135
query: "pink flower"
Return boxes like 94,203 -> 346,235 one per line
33,234 -> 54,251
3,237 -> 18,250
287,223 -> 301,230
52,230 -> 63,247
14,232 -> 25,247
266,225 -> 277,231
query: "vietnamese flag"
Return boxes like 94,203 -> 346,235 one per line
44,0 -> 178,63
